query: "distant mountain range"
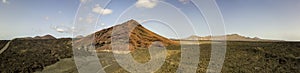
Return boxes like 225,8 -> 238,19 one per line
17,34 -> 56,40
182,34 -> 279,41
33,35 -> 56,39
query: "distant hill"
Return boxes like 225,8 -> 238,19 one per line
16,34 -> 56,40
183,34 -> 276,41
74,19 -> 178,52
75,35 -> 84,39
34,34 -> 56,39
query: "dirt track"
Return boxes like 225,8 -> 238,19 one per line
0,41 -> 11,54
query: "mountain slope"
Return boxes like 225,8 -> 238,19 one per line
75,19 -> 178,52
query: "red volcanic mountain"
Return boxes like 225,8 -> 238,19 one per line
75,19 -> 178,52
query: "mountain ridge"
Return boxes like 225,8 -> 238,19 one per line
15,34 -> 57,40
183,34 -> 281,41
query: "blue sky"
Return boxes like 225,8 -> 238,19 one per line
0,0 -> 299,41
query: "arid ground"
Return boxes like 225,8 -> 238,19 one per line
1,39 -> 299,73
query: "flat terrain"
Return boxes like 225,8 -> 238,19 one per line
0,39 -> 73,73
94,41 -> 300,73
1,40 -> 299,73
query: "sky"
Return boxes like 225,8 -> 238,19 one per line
0,0 -> 299,41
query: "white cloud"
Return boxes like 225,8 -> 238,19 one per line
2,0 -> 8,4
2,0 -> 6,3
45,16 -> 49,20
79,0 -> 90,3
56,28 -> 66,33
51,25 -> 75,33
77,14 -> 97,24
80,0 -> 86,3
85,16 -> 95,24
101,23 -> 105,26
78,17 -> 83,21
58,11 -> 63,14
178,0 -> 190,4
136,0 -> 158,8
92,4 -> 113,15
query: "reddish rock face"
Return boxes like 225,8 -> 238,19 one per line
75,19 -> 178,52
